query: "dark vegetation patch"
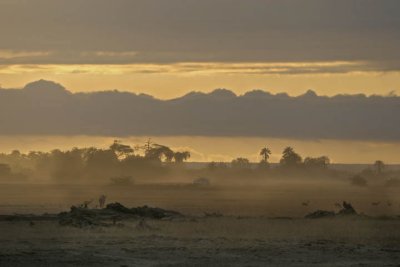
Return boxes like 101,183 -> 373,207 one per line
57,202 -> 183,227
305,201 -> 358,219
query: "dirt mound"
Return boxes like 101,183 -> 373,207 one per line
305,201 -> 358,219
305,210 -> 335,219
58,206 -> 105,227
105,202 -> 132,214
131,205 -> 182,219
58,203 -> 183,227
106,202 -> 182,219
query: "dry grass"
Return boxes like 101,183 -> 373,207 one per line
1,217 -> 399,266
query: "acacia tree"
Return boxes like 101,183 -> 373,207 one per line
110,140 -> 134,159
145,144 -> 174,162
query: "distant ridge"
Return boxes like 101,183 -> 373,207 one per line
0,80 -> 399,140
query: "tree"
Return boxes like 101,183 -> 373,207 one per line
374,160 -> 385,174
84,148 -> 119,179
280,147 -> 302,168
304,156 -> 330,170
231,157 -> 251,169
259,147 -> 271,163
110,140 -> 134,159
173,151 -> 191,163
145,144 -> 174,162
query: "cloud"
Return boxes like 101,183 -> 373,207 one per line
0,0 -> 399,71
0,61 -> 393,76
0,50 -> 52,60
0,80 -> 399,141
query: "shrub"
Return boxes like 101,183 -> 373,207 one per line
110,176 -> 134,186
350,175 -> 367,187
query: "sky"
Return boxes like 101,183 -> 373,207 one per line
0,0 -> 400,98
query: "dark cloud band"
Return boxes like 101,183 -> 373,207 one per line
0,0 -> 399,70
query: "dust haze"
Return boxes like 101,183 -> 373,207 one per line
1,139 -> 400,266
2,0 -> 400,266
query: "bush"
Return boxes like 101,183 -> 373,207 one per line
350,175 -> 367,187
110,176 -> 134,186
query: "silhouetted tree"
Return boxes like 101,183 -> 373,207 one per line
280,147 -> 302,168
46,148 -> 86,180
231,157 -> 251,169
84,148 -> 119,179
173,151 -> 191,163
259,147 -> 271,163
304,156 -> 330,170
145,144 -> 174,162
110,140 -> 134,159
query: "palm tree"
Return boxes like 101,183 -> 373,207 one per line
259,147 -> 271,163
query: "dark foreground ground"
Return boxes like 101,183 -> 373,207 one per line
1,217 -> 400,267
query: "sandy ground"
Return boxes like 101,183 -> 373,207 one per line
1,217 -> 400,266
1,183 -> 399,266
0,183 -> 399,217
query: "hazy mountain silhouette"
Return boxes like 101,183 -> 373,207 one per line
0,80 -> 399,140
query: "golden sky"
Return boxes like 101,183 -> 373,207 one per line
0,1 -> 399,98
0,63 -> 399,98
0,1 -> 400,164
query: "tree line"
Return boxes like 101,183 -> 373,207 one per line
0,140 -> 394,184
209,146 -> 330,171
